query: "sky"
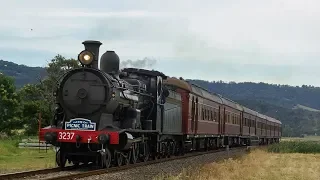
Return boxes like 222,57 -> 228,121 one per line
1,0 -> 320,86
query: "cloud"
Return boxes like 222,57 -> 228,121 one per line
2,0 -> 320,86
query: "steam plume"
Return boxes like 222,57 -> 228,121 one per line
120,57 -> 157,69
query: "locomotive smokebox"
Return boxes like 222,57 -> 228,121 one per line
82,40 -> 102,69
100,51 -> 120,74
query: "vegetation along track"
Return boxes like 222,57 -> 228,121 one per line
45,146 -> 253,180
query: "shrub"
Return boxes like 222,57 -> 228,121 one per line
267,141 -> 320,153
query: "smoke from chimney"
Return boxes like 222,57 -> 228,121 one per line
120,57 -> 157,69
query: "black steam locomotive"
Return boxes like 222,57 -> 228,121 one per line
40,40 -> 176,168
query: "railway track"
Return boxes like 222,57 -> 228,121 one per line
0,145 -> 255,180
0,165 -> 78,180
44,146 -> 252,180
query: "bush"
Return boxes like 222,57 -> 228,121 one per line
267,141 -> 320,153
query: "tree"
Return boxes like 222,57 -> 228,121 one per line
0,74 -> 21,135
17,55 -> 80,135
40,55 -> 80,107
18,84 -> 52,135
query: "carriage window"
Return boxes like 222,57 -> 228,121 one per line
214,111 -> 217,121
231,114 -> 234,124
206,108 -> 208,120
202,107 -> 204,120
232,115 -> 235,124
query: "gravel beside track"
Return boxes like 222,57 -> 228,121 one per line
78,147 -> 248,180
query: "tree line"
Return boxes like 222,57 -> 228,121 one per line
0,55 -> 80,136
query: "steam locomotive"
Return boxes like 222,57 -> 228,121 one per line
39,40 -> 282,169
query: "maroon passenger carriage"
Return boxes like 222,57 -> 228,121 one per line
163,77 -> 282,150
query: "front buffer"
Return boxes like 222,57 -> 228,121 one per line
39,118 -> 135,168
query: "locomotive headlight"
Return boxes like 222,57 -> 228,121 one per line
78,50 -> 94,65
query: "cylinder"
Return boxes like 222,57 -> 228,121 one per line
118,132 -> 134,150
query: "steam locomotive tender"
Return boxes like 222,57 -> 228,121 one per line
39,40 -> 282,169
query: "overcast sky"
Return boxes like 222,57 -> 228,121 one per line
1,0 -> 319,86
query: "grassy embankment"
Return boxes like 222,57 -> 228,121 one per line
0,136 -> 55,174
155,137 -> 320,180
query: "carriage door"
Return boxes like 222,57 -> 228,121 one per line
191,96 -> 195,133
218,106 -> 221,134
195,97 -> 199,134
240,112 -> 243,136
255,117 -> 257,135
219,106 -> 225,134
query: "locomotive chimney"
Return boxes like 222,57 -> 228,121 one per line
82,40 -> 102,69
100,51 -> 120,75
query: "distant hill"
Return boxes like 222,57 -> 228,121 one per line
1,60 -> 320,137
0,60 -> 46,88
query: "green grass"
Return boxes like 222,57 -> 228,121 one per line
0,137 -> 56,173
268,141 -> 320,154
281,135 -> 320,142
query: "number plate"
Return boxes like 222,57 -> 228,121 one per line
58,132 -> 75,140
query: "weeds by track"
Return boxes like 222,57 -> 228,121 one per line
43,146 -> 252,180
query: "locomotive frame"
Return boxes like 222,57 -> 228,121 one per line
39,40 -> 282,169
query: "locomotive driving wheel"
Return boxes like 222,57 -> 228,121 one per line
56,149 -> 66,169
131,143 -> 139,164
114,151 -> 123,166
167,141 -> 175,158
98,148 -> 111,168
139,142 -> 150,162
